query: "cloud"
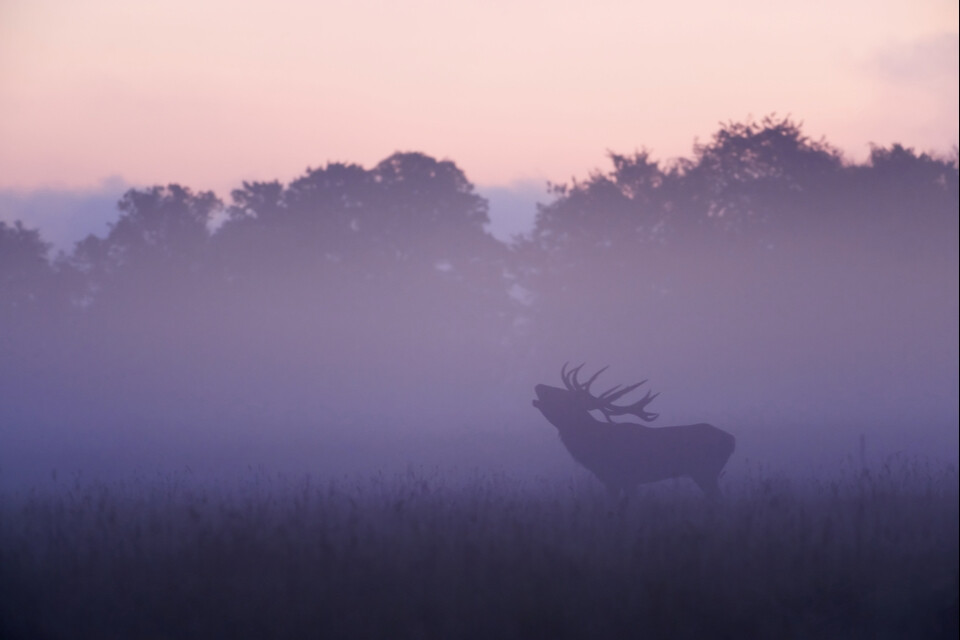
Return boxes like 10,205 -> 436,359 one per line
869,32 -> 959,90
857,32 -> 959,151
0,176 -> 129,252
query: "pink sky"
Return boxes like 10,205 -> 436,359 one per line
1,0 -> 957,196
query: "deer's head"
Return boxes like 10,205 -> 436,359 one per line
532,363 -> 660,428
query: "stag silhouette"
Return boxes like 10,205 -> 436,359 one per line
533,364 -> 735,497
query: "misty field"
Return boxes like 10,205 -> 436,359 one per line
1,461 -> 957,640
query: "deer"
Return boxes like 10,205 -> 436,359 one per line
532,363 -> 735,498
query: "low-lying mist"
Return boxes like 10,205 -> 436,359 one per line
1,118 -> 957,490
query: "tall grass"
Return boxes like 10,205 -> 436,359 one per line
1,460 -> 957,639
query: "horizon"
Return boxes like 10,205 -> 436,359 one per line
2,119 -> 956,250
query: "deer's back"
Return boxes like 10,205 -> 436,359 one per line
558,421 -> 735,487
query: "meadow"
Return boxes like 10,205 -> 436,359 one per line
1,459 -> 957,640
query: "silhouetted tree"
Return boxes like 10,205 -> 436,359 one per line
0,221 -> 72,430
683,116 -> 844,235
528,151 -> 669,254
215,152 -> 513,334
218,153 -> 498,276
69,185 -> 220,311
205,152 -> 520,401
0,220 -> 53,319
362,152 -> 510,332
365,152 -> 491,261
848,143 -> 960,255
55,186 -> 222,410
516,115 -> 958,371
524,116 -> 847,264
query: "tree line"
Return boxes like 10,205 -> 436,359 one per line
1,116 -> 957,438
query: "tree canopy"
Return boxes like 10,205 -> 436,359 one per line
1,118 -> 956,440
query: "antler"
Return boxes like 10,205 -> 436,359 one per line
562,362 -> 609,393
598,385 -> 660,423
560,363 -> 659,423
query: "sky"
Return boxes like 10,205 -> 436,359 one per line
1,0 -> 956,197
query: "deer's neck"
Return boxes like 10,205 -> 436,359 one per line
551,410 -> 601,433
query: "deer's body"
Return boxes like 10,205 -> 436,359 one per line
533,365 -> 735,497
